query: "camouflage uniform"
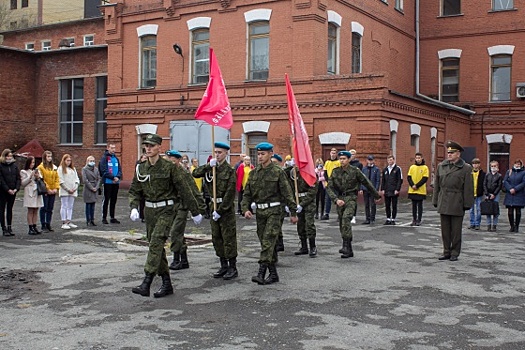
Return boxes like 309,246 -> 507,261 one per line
326,164 -> 380,258
193,160 -> 238,279
129,158 -> 202,276
242,162 -> 297,284
284,166 -> 318,256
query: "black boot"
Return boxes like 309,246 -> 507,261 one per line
153,273 -> 174,298
264,264 -> 279,285
41,224 -> 49,233
294,238 -> 308,255
132,273 -> 154,297
2,227 -> 9,236
213,257 -> 229,278
171,252 -> 189,270
90,220 -> 97,226
509,225 -> 515,232
515,225 -> 520,233
46,223 -> 54,232
169,252 -> 181,270
338,240 -> 345,254
341,238 -> 354,259
32,225 -> 41,234
223,258 -> 238,280
251,263 -> 267,285
276,236 -> 284,252
28,225 -> 37,235
308,237 -> 317,257
7,225 -> 14,236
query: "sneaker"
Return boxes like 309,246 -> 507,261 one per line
102,218 -> 109,224
351,217 -> 356,224
61,224 -> 71,230
68,223 -> 78,228
110,218 -> 121,224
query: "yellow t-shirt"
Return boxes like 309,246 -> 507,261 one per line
407,164 -> 429,195
242,167 -> 252,188
324,159 -> 341,177
472,170 -> 480,197
190,165 -> 203,192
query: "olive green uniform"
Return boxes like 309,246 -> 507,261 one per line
193,161 -> 237,259
129,158 -> 202,276
326,165 -> 380,240
284,166 -> 317,240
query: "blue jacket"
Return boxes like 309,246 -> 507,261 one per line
503,167 -> 525,207
99,150 -> 122,185
361,165 -> 381,191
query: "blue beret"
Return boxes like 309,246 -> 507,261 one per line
165,150 -> 182,158
256,142 -> 274,151
338,151 -> 352,158
271,154 -> 283,162
214,142 -> 230,150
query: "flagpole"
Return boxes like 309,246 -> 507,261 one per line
212,126 -> 217,212
290,136 -> 299,205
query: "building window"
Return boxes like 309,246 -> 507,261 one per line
491,55 -> 511,101
10,0 -> 17,10
83,35 -> 94,46
352,32 -> 362,74
442,0 -> 461,16
327,23 -> 338,74
25,42 -> 34,51
59,79 -> 84,144
493,0 -> 513,10
140,35 -> 157,88
42,40 -> 51,51
95,76 -> 107,144
248,21 -> 270,80
247,133 -> 268,166
9,21 -> 17,29
191,29 -> 209,84
22,0 -> 28,8
395,0 -> 403,11
441,58 -> 459,102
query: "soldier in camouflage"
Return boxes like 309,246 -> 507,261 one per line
271,154 -> 287,253
165,150 -> 205,271
283,164 -> 318,257
326,151 -> 380,259
241,142 -> 299,285
192,142 -> 238,280
129,134 -> 204,298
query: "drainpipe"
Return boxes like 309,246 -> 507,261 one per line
415,0 -> 475,116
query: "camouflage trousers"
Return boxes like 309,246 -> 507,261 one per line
211,210 -> 238,259
255,207 -> 282,264
297,201 -> 316,239
144,205 -> 175,276
336,196 -> 357,240
169,209 -> 188,254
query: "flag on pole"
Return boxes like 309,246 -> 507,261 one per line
195,48 -> 233,130
285,74 -> 316,187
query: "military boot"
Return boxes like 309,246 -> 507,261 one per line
294,238 -> 308,255
223,258 -> 238,280
308,237 -> 317,257
341,238 -> 354,259
251,263 -> 267,285
264,264 -> 279,285
213,257 -> 229,278
171,252 -> 190,270
338,240 -> 345,254
132,273 -> 154,297
153,273 -> 174,298
169,252 -> 180,270
276,236 -> 285,252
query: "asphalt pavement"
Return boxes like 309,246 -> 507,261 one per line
1,192 -> 525,349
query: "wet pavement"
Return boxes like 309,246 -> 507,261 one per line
1,192 -> 525,349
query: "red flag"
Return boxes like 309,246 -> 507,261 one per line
195,48 -> 233,129
285,74 -> 316,187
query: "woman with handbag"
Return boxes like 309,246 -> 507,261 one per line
0,149 -> 21,236
82,155 -> 101,226
503,159 -> 525,233
21,156 -> 44,235
58,154 -> 80,230
37,150 -> 60,233
483,160 -> 503,232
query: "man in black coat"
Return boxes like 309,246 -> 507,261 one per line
380,155 -> 403,225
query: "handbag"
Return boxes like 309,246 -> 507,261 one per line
480,200 -> 499,216
35,178 -> 48,195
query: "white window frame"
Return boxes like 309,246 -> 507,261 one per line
136,24 -> 159,89
244,9 -> 272,81
327,10 -> 341,75
83,34 -> 94,46
25,42 -> 35,51
395,0 -> 403,11
488,45 -> 514,102
187,17 -> 212,85
493,0 -> 513,11
441,0 -> 461,16
42,40 -> 51,51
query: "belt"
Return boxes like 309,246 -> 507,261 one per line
256,202 -> 281,209
212,198 -> 223,203
145,199 -> 174,208
339,191 -> 356,196
298,192 -> 308,197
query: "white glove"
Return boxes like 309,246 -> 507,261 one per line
212,211 -> 221,221
130,208 -> 140,222
192,214 -> 203,225
289,158 -> 295,167
251,202 -> 257,211
209,158 -> 217,167
297,205 -> 303,213
285,206 -> 290,213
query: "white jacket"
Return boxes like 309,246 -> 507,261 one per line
58,166 -> 80,197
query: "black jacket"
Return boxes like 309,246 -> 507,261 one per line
381,164 -> 403,196
483,171 -> 502,197
0,162 -> 21,193
472,169 -> 486,197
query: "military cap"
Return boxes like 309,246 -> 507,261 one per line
338,150 -> 352,158
367,155 -> 375,160
165,150 -> 182,158
271,154 -> 283,162
446,141 -> 464,153
214,142 -> 230,150
256,142 -> 274,151
142,134 -> 162,145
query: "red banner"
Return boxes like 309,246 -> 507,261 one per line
285,74 -> 316,187
195,48 -> 233,130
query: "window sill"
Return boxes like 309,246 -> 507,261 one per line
187,82 -> 207,87
488,8 -> 517,14
137,86 -> 156,91
437,14 -> 464,19
489,100 -> 512,103
395,7 -> 404,15
244,79 -> 268,83
58,143 -> 83,146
